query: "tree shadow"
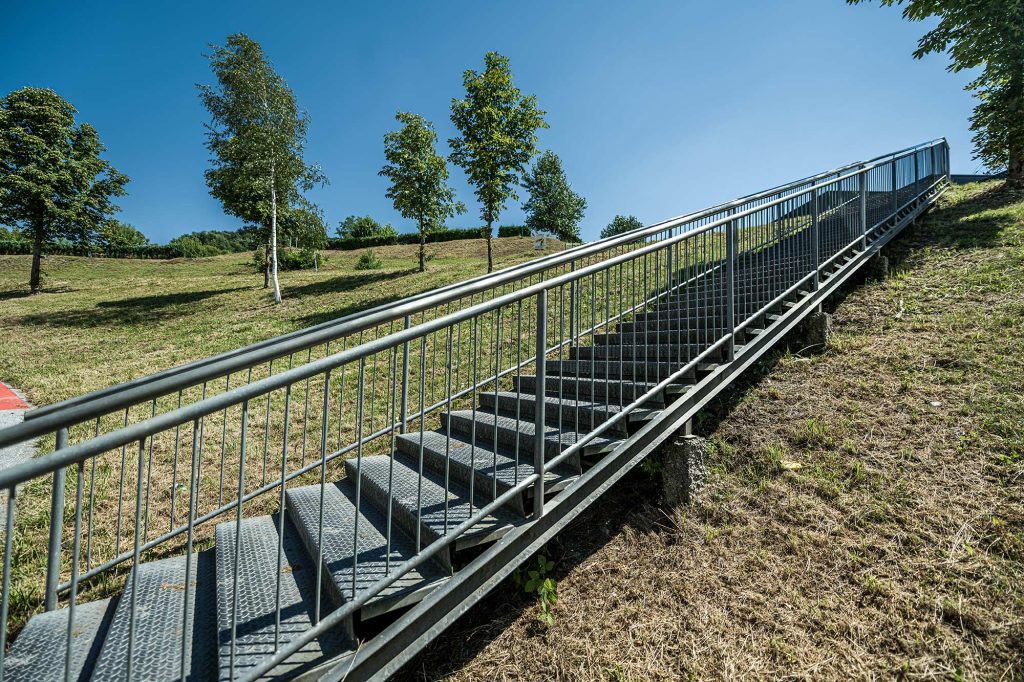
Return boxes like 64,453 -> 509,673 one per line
11,286 -> 249,328
285,269 -> 419,327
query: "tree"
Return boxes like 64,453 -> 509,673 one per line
600,214 -> 644,239
522,150 -> 586,243
449,51 -> 548,272
99,219 -> 149,249
336,215 -> 397,241
0,87 -> 128,293
380,111 -> 465,271
198,33 -> 325,303
848,1 -> 1024,184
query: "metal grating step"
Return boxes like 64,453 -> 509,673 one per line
479,391 -> 656,436
90,552 -> 217,681
545,359 -> 696,384
394,430 -> 580,516
285,479 -> 449,621
512,374 -> 668,407
4,598 -> 116,682
570,343 -> 714,363
440,408 -> 617,459
345,453 -> 524,561
214,515 -> 356,682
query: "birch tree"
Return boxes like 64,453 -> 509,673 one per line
199,33 -> 324,302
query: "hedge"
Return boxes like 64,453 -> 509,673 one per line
0,239 -> 185,259
326,226 -> 486,251
497,225 -> 531,238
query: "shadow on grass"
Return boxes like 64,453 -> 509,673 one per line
12,286 -> 249,327
286,268 -> 420,327
396,470 -> 658,681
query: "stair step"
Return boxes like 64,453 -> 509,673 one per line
5,598 -> 116,682
344,454 -> 523,560
214,515 -> 355,682
570,343 -> 712,363
545,359 -> 695,384
395,431 -> 580,516
440,409 -> 616,459
285,479 -> 449,620
91,552 -> 217,681
512,374 -> 667,407
479,391 -> 655,435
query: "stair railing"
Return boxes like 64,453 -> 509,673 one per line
0,139 -> 949,680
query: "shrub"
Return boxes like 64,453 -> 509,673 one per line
252,247 -> 324,272
498,225 -> 531,238
354,249 -> 383,270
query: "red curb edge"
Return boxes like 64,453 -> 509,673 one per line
0,383 -> 29,410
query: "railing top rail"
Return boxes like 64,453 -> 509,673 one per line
0,152 -> 951,477
7,139 -> 948,445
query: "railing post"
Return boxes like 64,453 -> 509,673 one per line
568,261 -> 577,343
399,314 -> 411,433
533,290 -> 547,518
891,157 -> 899,217
859,165 -> 868,250
44,427 -> 69,611
811,186 -> 820,291
725,218 -> 736,362
914,150 -> 920,196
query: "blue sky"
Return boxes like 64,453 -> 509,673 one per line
2,1 -> 976,243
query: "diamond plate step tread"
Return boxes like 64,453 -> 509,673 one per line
284,479 -> 449,620
214,514 -> 356,682
344,454 -> 524,557
478,391 -> 656,435
512,374 -> 667,407
394,430 -> 580,516
91,551 -> 217,681
4,597 -> 116,682
441,408 -> 618,458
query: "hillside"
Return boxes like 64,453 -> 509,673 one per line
408,182 -> 1024,680
0,236 -> 562,407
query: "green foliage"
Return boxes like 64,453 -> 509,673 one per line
497,224 -> 531,238
600,214 -> 645,239
169,229 -> 254,257
848,1 -> 1024,180
354,249 -> 383,270
98,219 -> 149,249
513,554 -> 558,625
0,87 -> 128,292
198,33 -> 326,302
253,246 -> 323,272
380,111 -> 466,271
449,51 -> 548,272
336,215 -> 397,241
522,150 -> 586,243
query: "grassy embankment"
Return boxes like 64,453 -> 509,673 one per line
410,182 -> 1024,680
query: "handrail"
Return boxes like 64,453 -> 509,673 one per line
23,140 -> 946,428
0,146 -> 948,479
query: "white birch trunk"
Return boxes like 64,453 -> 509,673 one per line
270,161 -> 282,304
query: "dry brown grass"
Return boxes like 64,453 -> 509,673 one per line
405,182 -> 1024,681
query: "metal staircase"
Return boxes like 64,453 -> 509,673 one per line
0,140 -> 950,681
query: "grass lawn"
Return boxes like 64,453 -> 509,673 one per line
0,237 -> 563,408
408,182 -> 1024,680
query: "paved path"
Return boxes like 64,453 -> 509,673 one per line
0,382 -> 35,524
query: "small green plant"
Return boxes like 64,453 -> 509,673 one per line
354,249 -> 383,270
513,554 -> 558,625
639,456 -> 663,476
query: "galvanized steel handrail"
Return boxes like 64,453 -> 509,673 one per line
0,139 -> 950,682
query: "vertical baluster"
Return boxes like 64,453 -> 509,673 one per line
533,290 -> 547,518
275,386 -> 292,653
127,437 -> 146,678
316,371 -> 332,624
63,457 -> 84,682
229,402 -> 249,678
180,418 -> 201,680
0,486 -> 17,680
45,428 -> 69,612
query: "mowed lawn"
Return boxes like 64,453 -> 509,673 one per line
0,237 -> 561,408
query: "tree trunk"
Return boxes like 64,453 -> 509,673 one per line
418,220 -> 426,273
485,219 -> 493,273
270,176 -> 282,304
263,244 -> 270,288
29,229 -> 43,295
1009,139 -> 1024,188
